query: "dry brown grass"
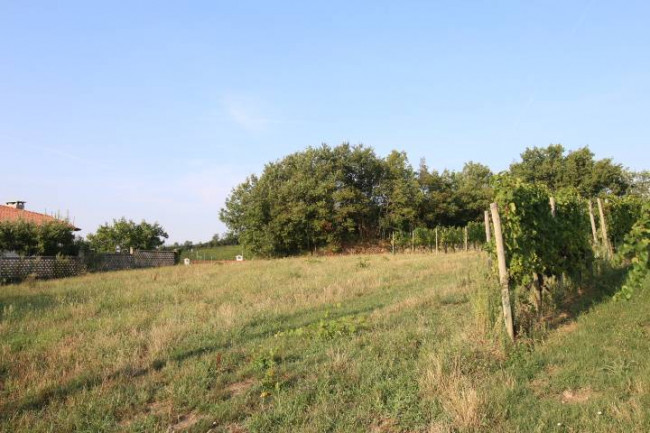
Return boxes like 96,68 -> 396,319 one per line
420,352 -> 485,431
560,387 -> 595,404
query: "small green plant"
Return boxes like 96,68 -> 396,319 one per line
275,312 -> 367,340
253,348 -> 281,371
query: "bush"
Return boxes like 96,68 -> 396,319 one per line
0,220 -> 77,256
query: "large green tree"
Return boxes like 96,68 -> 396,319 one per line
377,150 -> 421,235
86,218 -> 168,252
510,144 -> 630,196
221,144 -> 388,256
220,143 -> 637,257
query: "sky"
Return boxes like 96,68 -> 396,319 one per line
1,1 -> 649,243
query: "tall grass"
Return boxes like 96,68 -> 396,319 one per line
0,252 -> 648,432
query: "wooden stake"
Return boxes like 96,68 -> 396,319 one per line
533,273 -> 542,317
588,199 -> 598,245
490,202 -> 515,342
597,198 -> 613,258
549,197 -> 556,217
435,228 -> 439,254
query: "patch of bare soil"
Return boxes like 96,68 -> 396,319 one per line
118,400 -> 172,429
226,377 -> 256,397
169,412 -> 202,432
556,320 -> 578,335
222,423 -> 248,433
369,417 -> 400,433
561,387 -> 594,404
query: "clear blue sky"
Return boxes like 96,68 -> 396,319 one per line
2,1 -> 649,243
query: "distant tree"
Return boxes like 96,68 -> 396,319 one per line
454,162 -> 493,223
86,218 -> 168,252
218,231 -> 239,245
220,143 -> 387,256
416,161 -> 492,227
37,221 -> 77,255
510,145 -> 630,197
377,150 -> 421,235
510,144 -> 566,190
630,170 -> 650,198
221,142 -> 638,257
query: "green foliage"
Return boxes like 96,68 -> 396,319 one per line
614,203 -> 650,300
467,221 -> 486,245
0,220 -> 77,256
510,144 -> 630,197
437,226 -> 464,252
274,311 -> 367,340
221,143 -> 635,257
390,223 -> 486,253
629,170 -> 650,198
606,195 -> 645,248
491,175 -> 593,287
86,218 -> 168,252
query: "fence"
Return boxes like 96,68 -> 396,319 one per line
0,256 -> 85,282
1,250 -> 177,284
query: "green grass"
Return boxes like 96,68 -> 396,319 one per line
179,245 -> 251,261
0,252 -> 648,432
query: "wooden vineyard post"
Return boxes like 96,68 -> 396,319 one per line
588,199 -> 599,245
597,198 -> 613,258
549,197 -> 556,217
490,202 -> 515,342
484,210 -> 492,267
484,210 -> 491,242
435,228 -> 439,255
464,226 -> 468,251
391,231 -> 395,255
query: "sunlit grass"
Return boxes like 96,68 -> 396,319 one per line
0,252 -> 648,432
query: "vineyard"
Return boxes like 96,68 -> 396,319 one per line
481,175 -> 649,340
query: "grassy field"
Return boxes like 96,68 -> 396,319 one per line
0,252 -> 648,432
179,245 -> 251,261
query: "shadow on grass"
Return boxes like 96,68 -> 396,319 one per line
0,293 -> 58,321
543,260 -> 629,331
0,297 -> 385,418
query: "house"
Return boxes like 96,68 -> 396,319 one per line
0,200 -> 80,230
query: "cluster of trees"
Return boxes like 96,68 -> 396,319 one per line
86,218 -> 168,253
221,143 -> 640,257
0,220 -> 79,256
0,217 -> 170,257
166,232 -> 239,251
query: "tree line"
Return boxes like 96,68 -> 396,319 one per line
220,143 -> 643,257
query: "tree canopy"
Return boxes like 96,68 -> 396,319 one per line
0,220 -> 78,256
509,145 -> 630,197
86,218 -> 168,252
220,143 -> 642,257
220,144 -> 493,256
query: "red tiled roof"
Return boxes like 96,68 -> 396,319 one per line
0,205 -> 80,230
